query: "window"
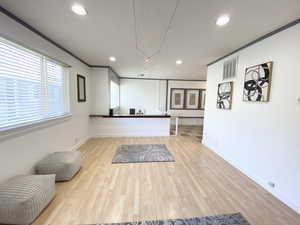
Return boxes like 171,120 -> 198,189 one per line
0,37 -> 70,131
110,80 -> 120,108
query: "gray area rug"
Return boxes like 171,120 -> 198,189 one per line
86,213 -> 250,225
112,144 -> 175,163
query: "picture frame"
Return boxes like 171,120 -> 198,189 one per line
170,88 -> 206,110
243,61 -> 273,102
77,74 -> 86,102
170,88 -> 185,109
200,89 -> 206,110
185,89 -> 201,110
217,81 -> 233,110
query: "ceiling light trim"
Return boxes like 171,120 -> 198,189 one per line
71,4 -> 87,16
208,17 -> 300,66
109,56 -> 116,62
216,15 -> 230,26
176,59 -> 182,65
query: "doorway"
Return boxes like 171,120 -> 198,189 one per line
170,117 -> 203,142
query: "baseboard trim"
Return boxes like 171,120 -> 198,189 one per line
202,142 -> 300,214
70,136 -> 90,151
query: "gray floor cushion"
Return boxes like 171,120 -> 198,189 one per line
36,151 -> 81,181
0,174 -> 55,225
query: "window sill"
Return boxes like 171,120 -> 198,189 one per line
0,113 -> 72,140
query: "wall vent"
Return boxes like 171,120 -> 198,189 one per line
223,56 -> 238,80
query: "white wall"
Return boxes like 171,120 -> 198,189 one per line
90,117 -> 170,137
0,13 -> 90,182
168,80 -> 206,125
90,68 -> 121,116
203,24 -> 300,213
119,79 -> 207,124
89,78 -> 169,137
120,79 -> 167,115
90,68 -> 110,115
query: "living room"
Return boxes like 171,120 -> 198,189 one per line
0,1 -> 299,225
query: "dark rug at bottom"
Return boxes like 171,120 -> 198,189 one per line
86,213 -> 250,225
112,144 -> 175,163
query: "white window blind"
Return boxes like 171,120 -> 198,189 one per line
47,60 -> 65,117
0,37 -> 70,131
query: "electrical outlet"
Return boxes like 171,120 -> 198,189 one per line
268,181 -> 275,188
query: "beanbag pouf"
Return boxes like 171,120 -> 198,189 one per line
0,174 -> 55,225
36,151 -> 81,181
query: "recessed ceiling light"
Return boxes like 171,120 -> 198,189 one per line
216,15 -> 230,26
71,4 -> 87,16
176,60 -> 182,65
145,58 -> 150,63
109,56 -> 116,62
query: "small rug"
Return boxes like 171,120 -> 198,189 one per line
86,213 -> 250,225
112,144 -> 175,163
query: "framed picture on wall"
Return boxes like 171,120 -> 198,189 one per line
185,89 -> 201,110
243,61 -> 273,102
170,88 -> 185,109
217,81 -> 233,110
200,89 -> 206,109
77,74 -> 86,102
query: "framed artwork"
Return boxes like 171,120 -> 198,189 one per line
217,82 -> 233,110
170,88 -> 185,109
170,88 -> 206,110
243,61 -> 273,102
200,89 -> 206,110
77,74 -> 86,102
185,89 -> 201,110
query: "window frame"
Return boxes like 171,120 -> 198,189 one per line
0,37 -> 71,134
110,80 -> 120,109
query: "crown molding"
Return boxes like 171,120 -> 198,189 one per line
0,6 -> 91,67
119,76 -> 206,82
207,18 -> 300,66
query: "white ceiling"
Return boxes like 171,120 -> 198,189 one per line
0,0 -> 300,80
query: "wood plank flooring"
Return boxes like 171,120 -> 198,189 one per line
31,136 -> 299,225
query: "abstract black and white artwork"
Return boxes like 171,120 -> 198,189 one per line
217,82 -> 233,109
243,62 -> 273,102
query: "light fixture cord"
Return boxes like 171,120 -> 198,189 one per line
132,0 -> 181,60
132,0 -> 147,58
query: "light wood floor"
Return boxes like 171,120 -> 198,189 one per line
31,136 -> 299,225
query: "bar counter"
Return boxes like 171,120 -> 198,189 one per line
89,114 -> 171,137
89,114 -> 171,118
